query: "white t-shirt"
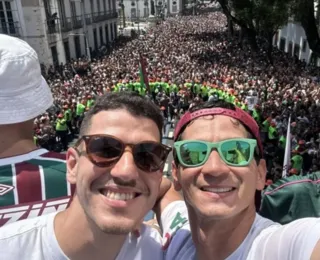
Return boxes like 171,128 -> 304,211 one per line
162,202 -> 320,260
0,201 -> 183,260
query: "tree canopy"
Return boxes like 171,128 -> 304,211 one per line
216,0 -> 320,59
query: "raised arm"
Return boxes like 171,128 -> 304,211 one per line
153,177 -> 184,225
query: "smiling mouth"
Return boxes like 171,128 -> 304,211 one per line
200,187 -> 236,193
99,189 -> 142,201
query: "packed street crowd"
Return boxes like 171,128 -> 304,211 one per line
2,10 -> 320,260
34,12 -> 320,182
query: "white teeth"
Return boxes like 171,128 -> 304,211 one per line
104,191 -> 135,201
202,187 -> 233,193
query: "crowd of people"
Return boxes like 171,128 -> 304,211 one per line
34,12 -> 320,182
1,11 -> 320,260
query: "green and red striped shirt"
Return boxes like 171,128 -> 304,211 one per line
0,149 -> 75,226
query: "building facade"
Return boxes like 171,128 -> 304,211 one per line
0,0 -> 118,65
117,0 -> 182,21
274,22 -> 314,65
274,1 -> 320,66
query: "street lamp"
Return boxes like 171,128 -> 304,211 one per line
136,0 -> 140,33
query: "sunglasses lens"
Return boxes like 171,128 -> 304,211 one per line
87,136 -> 123,166
221,140 -> 251,165
179,142 -> 208,166
134,143 -> 168,172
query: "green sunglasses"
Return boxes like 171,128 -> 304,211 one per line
174,138 -> 257,168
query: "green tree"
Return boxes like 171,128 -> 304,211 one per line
292,0 -> 320,58
217,0 -> 293,62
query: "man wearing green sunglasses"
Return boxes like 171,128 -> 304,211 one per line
164,100 -> 320,260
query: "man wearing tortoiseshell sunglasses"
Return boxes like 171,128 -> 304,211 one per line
0,92 -> 183,260
161,100 -> 320,260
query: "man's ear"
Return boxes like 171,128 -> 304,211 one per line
66,148 -> 79,185
171,161 -> 182,191
256,159 -> 267,191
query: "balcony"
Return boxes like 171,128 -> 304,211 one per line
59,16 -> 83,32
60,18 -> 73,33
71,15 -> 83,29
85,14 -> 92,25
0,21 -> 20,37
58,11 -> 118,33
92,11 -> 118,23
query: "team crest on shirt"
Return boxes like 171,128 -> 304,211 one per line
0,184 -> 14,196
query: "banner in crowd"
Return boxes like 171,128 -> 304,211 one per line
282,116 -> 292,177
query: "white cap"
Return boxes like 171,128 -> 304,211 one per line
0,34 -> 53,125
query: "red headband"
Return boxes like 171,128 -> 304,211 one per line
174,107 -> 263,155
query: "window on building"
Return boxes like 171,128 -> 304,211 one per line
110,23 -> 113,40
273,31 -> 279,46
90,0 -> 94,13
103,0 -> 107,13
57,0 -> 67,28
302,39 -> 307,52
294,43 -> 300,58
113,22 -> 117,39
96,0 -> 101,12
70,0 -> 77,25
111,0 -> 115,11
44,0 -> 58,34
4,1 -> 14,34
51,46 -> 59,65
310,53 -> 316,65
99,26 -> 103,45
64,40 -> 71,62
279,38 -> 286,51
172,1 -> 177,12
0,1 -> 16,35
131,8 -> 136,18
288,41 -> 293,56
108,0 -> 111,11
74,35 -> 81,58
93,28 -> 98,50
105,25 -> 109,43
43,0 -> 52,19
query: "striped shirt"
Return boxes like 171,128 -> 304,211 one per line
0,149 -> 75,227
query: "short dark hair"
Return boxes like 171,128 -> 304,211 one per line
173,100 -> 261,165
80,92 -> 163,140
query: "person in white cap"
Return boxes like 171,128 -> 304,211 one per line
0,34 -> 74,227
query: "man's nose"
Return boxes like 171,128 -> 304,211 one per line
109,148 -> 139,182
201,150 -> 230,177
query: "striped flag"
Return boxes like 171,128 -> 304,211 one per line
0,152 -> 75,226
282,115 -> 291,178
139,53 -> 149,92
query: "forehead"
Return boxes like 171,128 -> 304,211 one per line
182,115 -> 248,141
88,109 -> 160,143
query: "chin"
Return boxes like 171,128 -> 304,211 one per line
196,205 -> 235,220
97,216 -> 139,235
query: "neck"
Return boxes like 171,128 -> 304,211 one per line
55,197 -> 128,260
189,204 -> 256,260
0,121 -> 37,158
